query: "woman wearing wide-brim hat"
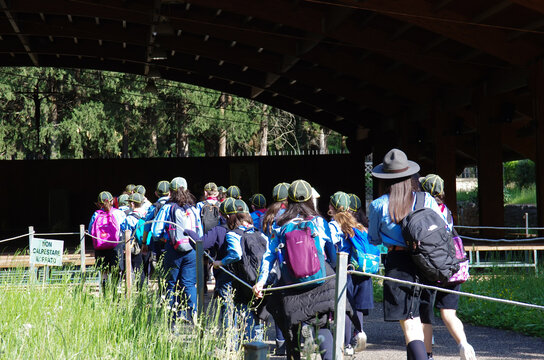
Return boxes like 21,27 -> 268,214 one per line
367,149 -> 448,360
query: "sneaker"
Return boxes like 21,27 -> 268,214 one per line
301,324 -> 317,353
275,340 -> 286,356
344,345 -> 354,356
427,353 -> 434,360
459,342 -> 477,360
353,331 -> 367,352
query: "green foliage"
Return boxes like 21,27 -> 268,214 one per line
0,67 -> 341,159
503,160 -> 535,189
458,269 -> 544,338
457,189 -> 478,204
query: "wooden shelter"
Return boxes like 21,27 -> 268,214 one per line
1,0 -> 544,227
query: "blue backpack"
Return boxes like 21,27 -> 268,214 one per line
278,217 -> 327,285
349,228 -> 381,274
128,213 -> 145,245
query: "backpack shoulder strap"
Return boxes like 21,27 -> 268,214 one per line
414,192 -> 426,211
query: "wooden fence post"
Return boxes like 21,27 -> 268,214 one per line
80,224 -> 86,273
333,252 -> 348,360
28,226 -> 36,283
125,230 -> 132,295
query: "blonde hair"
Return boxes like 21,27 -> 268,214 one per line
334,211 -> 365,238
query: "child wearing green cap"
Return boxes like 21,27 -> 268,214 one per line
89,191 -> 126,287
249,193 -> 267,231
328,191 -> 371,355
253,180 -> 351,360
212,199 -> 269,343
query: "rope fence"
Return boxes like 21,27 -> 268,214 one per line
0,221 -> 543,360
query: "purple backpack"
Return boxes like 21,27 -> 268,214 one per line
278,218 -> 326,284
91,209 -> 120,250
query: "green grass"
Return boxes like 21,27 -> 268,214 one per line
504,184 -> 536,205
457,268 -> 544,338
0,269 -> 249,360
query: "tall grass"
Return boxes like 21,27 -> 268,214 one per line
504,184 -> 536,205
0,270 -> 248,359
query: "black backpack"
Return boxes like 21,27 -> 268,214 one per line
201,201 -> 220,234
400,192 -> 459,283
229,228 -> 268,303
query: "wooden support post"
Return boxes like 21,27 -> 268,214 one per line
243,342 -> 268,360
476,88 -> 504,237
333,252 -> 348,360
125,230 -> 132,295
433,103 -> 458,220
533,60 -> 544,237
80,224 -> 86,273
195,239 -> 204,319
28,226 -> 36,283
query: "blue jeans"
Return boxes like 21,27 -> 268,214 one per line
163,242 -> 197,321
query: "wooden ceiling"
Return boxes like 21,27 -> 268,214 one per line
1,0 -> 543,163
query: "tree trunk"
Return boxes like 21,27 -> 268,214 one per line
219,106 -> 227,157
259,104 -> 269,156
49,99 -> 59,159
177,131 -> 190,157
33,83 -> 41,158
319,127 -> 328,154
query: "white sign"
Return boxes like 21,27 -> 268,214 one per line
30,238 -> 64,266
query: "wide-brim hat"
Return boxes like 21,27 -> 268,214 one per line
371,148 -> 420,179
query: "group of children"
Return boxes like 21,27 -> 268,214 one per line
88,154 -> 476,360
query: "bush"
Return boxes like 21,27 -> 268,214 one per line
504,160 -> 535,189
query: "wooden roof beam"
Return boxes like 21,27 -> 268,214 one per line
334,0 -> 543,65
509,0 -> 544,15
0,0 -> 39,66
188,0 -> 482,85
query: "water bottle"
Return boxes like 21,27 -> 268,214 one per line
276,243 -> 285,264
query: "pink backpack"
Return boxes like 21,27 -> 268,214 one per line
91,209 -> 120,250
447,234 -> 470,284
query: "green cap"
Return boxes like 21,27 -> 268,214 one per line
220,197 -> 238,215
272,182 -> 290,202
419,174 -> 444,196
235,199 -> 250,214
129,192 -> 143,204
98,191 -> 113,204
250,194 -> 266,208
330,191 -> 350,212
125,184 -> 136,193
204,182 -> 218,192
170,177 -> 187,191
217,186 -> 227,193
135,185 -> 146,196
227,185 -> 241,199
288,180 -> 313,203
156,180 -> 170,196
118,194 -> 129,206
348,193 -> 362,212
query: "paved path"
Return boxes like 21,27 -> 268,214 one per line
265,302 -> 544,360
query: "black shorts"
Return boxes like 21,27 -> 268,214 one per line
94,248 -> 118,270
419,288 -> 437,324
419,283 -> 461,324
383,250 -> 422,322
435,283 -> 461,310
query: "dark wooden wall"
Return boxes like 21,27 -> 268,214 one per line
0,154 -> 366,248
